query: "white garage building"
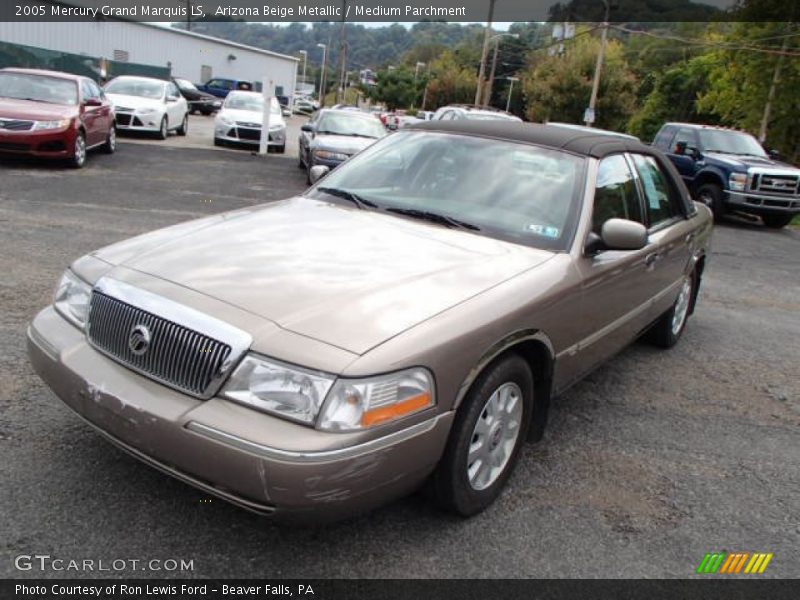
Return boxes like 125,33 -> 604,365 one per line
0,20 -> 298,99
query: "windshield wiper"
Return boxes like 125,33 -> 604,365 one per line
385,207 -> 481,231
316,187 -> 378,209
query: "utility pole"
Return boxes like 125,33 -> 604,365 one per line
474,0 -> 497,106
317,43 -> 327,108
484,33 -> 518,107
585,0 -> 610,127
336,1 -> 348,104
759,33 -> 789,144
298,50 -> 307,89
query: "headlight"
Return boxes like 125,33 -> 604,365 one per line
269,122 -> 285,131
314,150 -> 349,161
53,270 -> 91,329
729,172 -> 748,191
222,355 -> 335,425
318,368 -> 434,432
137,107 -> 158,116
33,119 -> 71,131
218,114 -> 235,126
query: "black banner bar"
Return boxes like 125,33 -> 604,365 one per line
3,579 -> 800,600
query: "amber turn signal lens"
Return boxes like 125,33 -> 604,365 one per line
360,392 -> 432,428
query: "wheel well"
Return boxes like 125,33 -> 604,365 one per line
688,254 -> 706,315
465,339 -> 553,443
691,172 -> 724,196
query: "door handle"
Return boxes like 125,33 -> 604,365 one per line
685,232 -> 695,244
645,252 -> 659,267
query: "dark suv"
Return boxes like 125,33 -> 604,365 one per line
653,122 -> 800,228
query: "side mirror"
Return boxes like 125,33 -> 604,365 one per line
84,98 -> 102,107
768,148 -> 782,160
301,123 -> 315,133
309,165 -> 330,184
601,218 -> 648,251
166,95 -> 179,103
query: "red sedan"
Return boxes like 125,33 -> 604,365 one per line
0,68 -> 116,168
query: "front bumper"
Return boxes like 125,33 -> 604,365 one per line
114,111 -> 163,132
0,127 -> 77,158
215,124 -> 286,146
726,190 -> 800,215
27,306 -> 452,521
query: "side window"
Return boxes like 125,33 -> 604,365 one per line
167,82 -> 179,98
80,80 -> 97,101
672,128 -> 698,155
592,155 -> 643,234
89,81 -> 103,99
630,154 -> 682,227
653,126 -> 674,149
440,110 -> 454,120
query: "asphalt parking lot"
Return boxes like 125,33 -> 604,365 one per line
1,139 -> 798,579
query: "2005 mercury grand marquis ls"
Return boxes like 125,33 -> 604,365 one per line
28,121 -> 712,520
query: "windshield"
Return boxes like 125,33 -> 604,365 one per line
307,131 -> 585,250
105,78 -> 164,99
174,78 -> 197,91
0,72 -> 78,105
699,129 -> 767,157
316,112 -> 386,138
224,93 -> 280,115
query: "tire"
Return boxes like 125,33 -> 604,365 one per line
176,113 -> 188,136
431,354 -> 533,517
213,137 -> 223,147
276,143 -> 286,154
695,183 -> 725,221
156,117 -> 168,140
102,125 -> 116,154
647,271 -> 696,348
298,149 -> 306,168
69,131 -> 86,168
306,163 -> 313,185
762,214 -> 793,229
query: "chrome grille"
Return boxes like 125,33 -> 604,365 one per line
87,291 -> 233,398
0,119 -> 34,131
751,172 -> 799,196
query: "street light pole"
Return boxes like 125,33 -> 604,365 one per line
586,0 -> 610,127
474,0 -> 497,106
299,50 -> 307,88
317,43 -> 327,108
505,76 -> 518,113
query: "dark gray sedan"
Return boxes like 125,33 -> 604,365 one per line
298,108 -> 387,184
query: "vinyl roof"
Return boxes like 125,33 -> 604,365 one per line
409,120 -> 655,158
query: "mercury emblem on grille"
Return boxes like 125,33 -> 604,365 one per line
128,324 -> 151,356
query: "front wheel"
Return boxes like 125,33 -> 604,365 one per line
695,183 -> 725,221
647,272 -> 696,348
177,114 -> 188,136
69,131 -> 86,168
762,214 -> 793,229
431,354 -> 533,516
156,117 -> 168,140
275,143 -> 286,154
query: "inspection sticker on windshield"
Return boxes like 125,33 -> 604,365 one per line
527,224 -> 560,238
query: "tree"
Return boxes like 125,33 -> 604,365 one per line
364,68 -> 421,110
520,31 -> 637,131
424,50 -> 478,108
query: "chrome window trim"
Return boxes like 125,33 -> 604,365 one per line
88,277 -> 252,399
185,414 -> 445,463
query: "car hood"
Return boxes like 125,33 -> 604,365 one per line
218,108 -> 285,127
106,94 -> 164,111
0,97 -> 77,121
93,197 -> 553,354
311,134 -> 379,155
704,151 -> 800,172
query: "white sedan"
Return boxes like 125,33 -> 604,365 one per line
214,91 -> 286,152
104,76 -> 189,140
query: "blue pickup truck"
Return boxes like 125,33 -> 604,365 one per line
653,123 -> 800,228
195,78 -> 257,99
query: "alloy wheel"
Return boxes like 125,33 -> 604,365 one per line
74,134 -> 86,166
467,382 -> 523,491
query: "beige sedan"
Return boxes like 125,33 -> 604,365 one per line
28,121 -> 712,521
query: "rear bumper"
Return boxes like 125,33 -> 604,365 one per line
27,306 -> 452,521
726,190 -> 800,215
0,128 -> 76,158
